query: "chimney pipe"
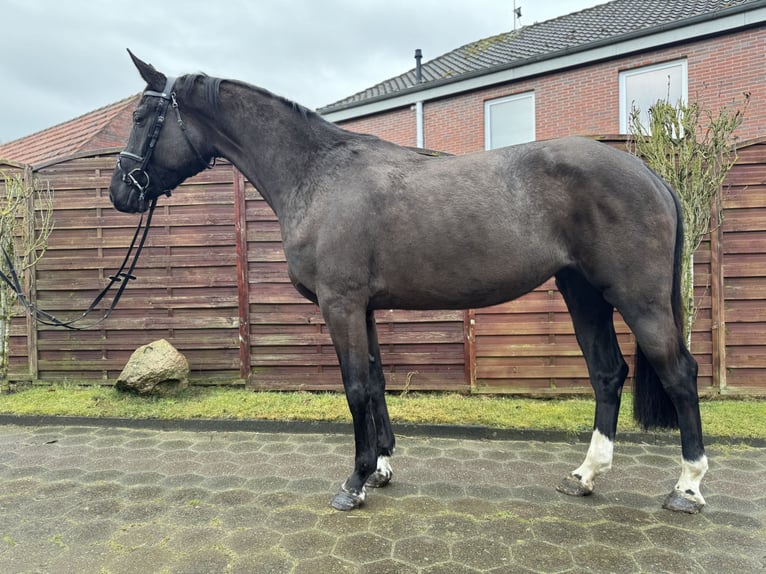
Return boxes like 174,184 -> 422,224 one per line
415,49 -> 423,84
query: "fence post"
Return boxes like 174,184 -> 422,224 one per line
709,195 -> 726,393
233,167 -> 252,381
23,165 -> 39,381
464,309 -> 476,391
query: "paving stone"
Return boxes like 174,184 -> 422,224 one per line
333,531 -> 393,563
105,545 -> 177,574
631,547 -> 699,573
425,512 -> 481,539
452,536 -> 512,570
695,549 -> 766,572
479,515 -> 534,544
360,558 -> 413,574
570,543 -> 638,573
268,507 -> 321,533
588,521 -> 649,550
422,563 -> 484,574
531,518 -> 592,546
166,548 -> 233,574
228,551 -> 295,574
0,422 -> 763,573
393,535 -> 450,568
293,554 -> 357,574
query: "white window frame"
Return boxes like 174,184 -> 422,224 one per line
619,59 -> 688,134
484,91 -> 535,150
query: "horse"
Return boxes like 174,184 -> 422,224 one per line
109,52 -> 708,514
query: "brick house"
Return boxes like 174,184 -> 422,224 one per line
319,0 -> 766,153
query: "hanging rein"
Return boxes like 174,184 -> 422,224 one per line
0,77 -> 212,330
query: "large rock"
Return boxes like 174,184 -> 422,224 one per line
116,339 -> 190,396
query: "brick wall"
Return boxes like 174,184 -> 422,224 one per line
337,27 -> 765,154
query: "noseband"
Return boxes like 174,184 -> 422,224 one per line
117,76 -> 213,208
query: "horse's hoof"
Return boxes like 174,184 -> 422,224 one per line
365,462 -> 394,488
366,469 -> 392,488
330,482 -> 366,511
556,474 -> 593,497
365,455 -> 393,488
663,489 -> 704,514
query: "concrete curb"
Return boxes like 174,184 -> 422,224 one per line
1,414 -> 763,447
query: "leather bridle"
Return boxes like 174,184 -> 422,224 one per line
116,75 -> 175,211
116,76 -> 213,211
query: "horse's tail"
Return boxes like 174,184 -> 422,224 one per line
632,173 -> 684,430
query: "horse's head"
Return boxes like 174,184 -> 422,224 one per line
109,51 -> 214,213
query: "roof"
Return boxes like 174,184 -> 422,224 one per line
319,0 -> 764,115
0,94 -> 139,166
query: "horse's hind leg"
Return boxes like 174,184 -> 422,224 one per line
365,309 -> 396,488
627,309 -> 707,513
555,269 -> 629,497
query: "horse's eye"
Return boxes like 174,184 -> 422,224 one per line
132,111 -> 144,126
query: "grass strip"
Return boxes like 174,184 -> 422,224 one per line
1,384 -> 764,439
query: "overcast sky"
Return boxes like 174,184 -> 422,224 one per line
1,0 -> 602,143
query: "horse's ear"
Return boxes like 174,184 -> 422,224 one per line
127,49 -> 166,92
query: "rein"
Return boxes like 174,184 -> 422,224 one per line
0,198 -> 157,330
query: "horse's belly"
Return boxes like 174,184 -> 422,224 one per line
371,262 -> 557,311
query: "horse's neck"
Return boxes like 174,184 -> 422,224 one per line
210,83 -> 344,218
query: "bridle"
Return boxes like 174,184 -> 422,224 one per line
0,76 -> 213,330
116,75 -> 212,210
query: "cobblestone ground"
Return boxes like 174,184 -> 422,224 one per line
0,423 -> 764,573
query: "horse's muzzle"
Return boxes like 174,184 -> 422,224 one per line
109,177 -> 147,214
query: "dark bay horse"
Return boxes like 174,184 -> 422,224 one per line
110,52 -> 707,514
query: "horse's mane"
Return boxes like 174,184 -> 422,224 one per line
174,74 -> 222,111
174,74 -> 314,122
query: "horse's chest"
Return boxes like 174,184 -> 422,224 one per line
282,237 -> 317,290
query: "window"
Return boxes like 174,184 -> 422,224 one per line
619,59 -> 688,133
485,92 -> 535,150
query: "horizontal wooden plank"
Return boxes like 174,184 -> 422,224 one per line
723,164 -> 766,186
250,370 -> 467,392
723,256 -> 766,278
724,368 -> 766,391
726,346 -> 766,368
724,299 -> 766,322
721,231 -> 766,255
722,210 -> 766,233
721,187 -> 766,210
250,329 -> 463,347
730,143 -> 766,163
252,351 -> 463,367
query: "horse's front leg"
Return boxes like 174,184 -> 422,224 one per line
365,309 -> 395,489
322,298 -> 378,511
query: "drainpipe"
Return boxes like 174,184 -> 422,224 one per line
415,101 -> 424,148
414,49 -> 424,148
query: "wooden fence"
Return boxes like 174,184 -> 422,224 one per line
3,137 -> 766,395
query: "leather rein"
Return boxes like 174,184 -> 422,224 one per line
0,76 -> 208,330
